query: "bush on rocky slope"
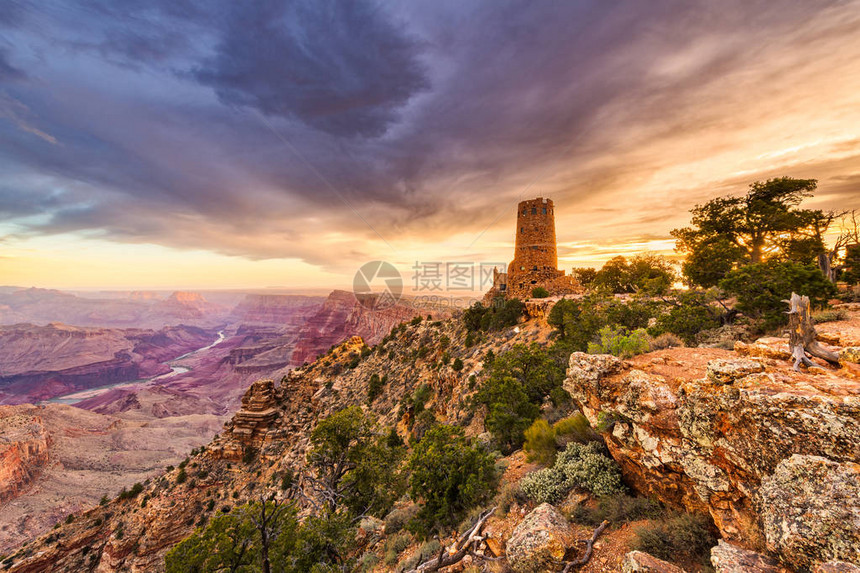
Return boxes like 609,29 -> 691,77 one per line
407,425 -> 497,536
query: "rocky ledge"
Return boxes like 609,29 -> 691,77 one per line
563,348 -> 860,570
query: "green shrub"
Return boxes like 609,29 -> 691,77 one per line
812,309 -> 847,323
463,299 -> 523,331
359,552 -> 380,572
452,357 -> 464,371
523,419 -> 557,466
388,530 -> 413,555
410,316 -> 423,326
633,513 -> 716,563
176,468 -> 187,484
587,326 -> 650,358
719,261 -> 836,329
476,344 -> 565,452
411,384 -> 432,414
553,413 -> 600,444
495,481 -> 527,516
649,332 -> 683,350
558,442 -> 625,497
408,425 -> 497,535
570,494 -> 662,526
520,467 -> 570,505
531,287 -> 550,298
384,504 -> 420,535
367,373 -> 384,403
593,255 -> 675,295
521,442 -> 624,503
650,292 -> 721,345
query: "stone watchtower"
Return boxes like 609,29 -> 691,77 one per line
509,198 -> 560,280
484,197 -> 580,302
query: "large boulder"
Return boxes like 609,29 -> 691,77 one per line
563,349 -> 860,565
758,455 -> 860,570
710,540 -> 788,573
622,550 -> 688,572
506,503 -> 574,573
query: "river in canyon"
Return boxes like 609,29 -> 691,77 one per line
46,330 -> 227,405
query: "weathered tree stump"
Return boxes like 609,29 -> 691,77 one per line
786,292 -> 840,371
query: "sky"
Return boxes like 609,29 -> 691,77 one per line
1,0 -> 859,291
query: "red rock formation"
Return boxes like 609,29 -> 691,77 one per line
0,410 -> 50,503
289,290 -> 419,365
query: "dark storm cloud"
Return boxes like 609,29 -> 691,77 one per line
0,0 -> 859,271
192,0 -> 429,137
0,48 -> 25,81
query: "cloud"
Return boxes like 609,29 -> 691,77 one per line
0,0 -> 859,280
0,48 -> 25,81
192,0 -> 429,137
0,93 -> 57,143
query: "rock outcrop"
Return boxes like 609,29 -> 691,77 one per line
226,379 -> 280,453
0,411 -> 50,503
710,540 -> 788,573
758,455 -> 860,570
563,348 -> 860,570
288,290 -> 424,366
506,503 -> 574,573
623,550 -> 688,572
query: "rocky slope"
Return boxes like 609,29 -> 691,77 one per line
0,315 -> 549,572
0,411 -> 50,504
3,305 -> 858,572
0,403 -> 221,555
288,290 -> 431,366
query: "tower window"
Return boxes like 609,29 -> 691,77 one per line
531,207 -> 537,215
520,227 -> 524,233
543,208 -> 547,214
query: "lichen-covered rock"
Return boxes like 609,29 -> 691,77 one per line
506,503 -> 574,573
758,455 -> 860,570
814,562 -> 860,573
565,352 -> 622,403
840,347 -> 860,364
710,540 -> 788,572
735,338 -> 792,361
705,359 -> 764,384
563,349 -> 860,563
622,550 -> 688,572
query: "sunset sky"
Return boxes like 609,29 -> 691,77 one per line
1,0 -> 859,291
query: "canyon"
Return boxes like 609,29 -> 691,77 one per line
0,287 -> 428,552
1,300 -> 856,572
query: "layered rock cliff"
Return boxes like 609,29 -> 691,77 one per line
288,290 -> 425,365
0,411 -> 50,503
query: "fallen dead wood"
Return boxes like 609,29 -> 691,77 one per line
403,506 -> 498,573
561,519 -> 609,572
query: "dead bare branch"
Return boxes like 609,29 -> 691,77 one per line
560,520 -> 609,572
402,506 -> 497,573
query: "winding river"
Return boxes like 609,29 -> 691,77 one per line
47,330 -> 226,405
